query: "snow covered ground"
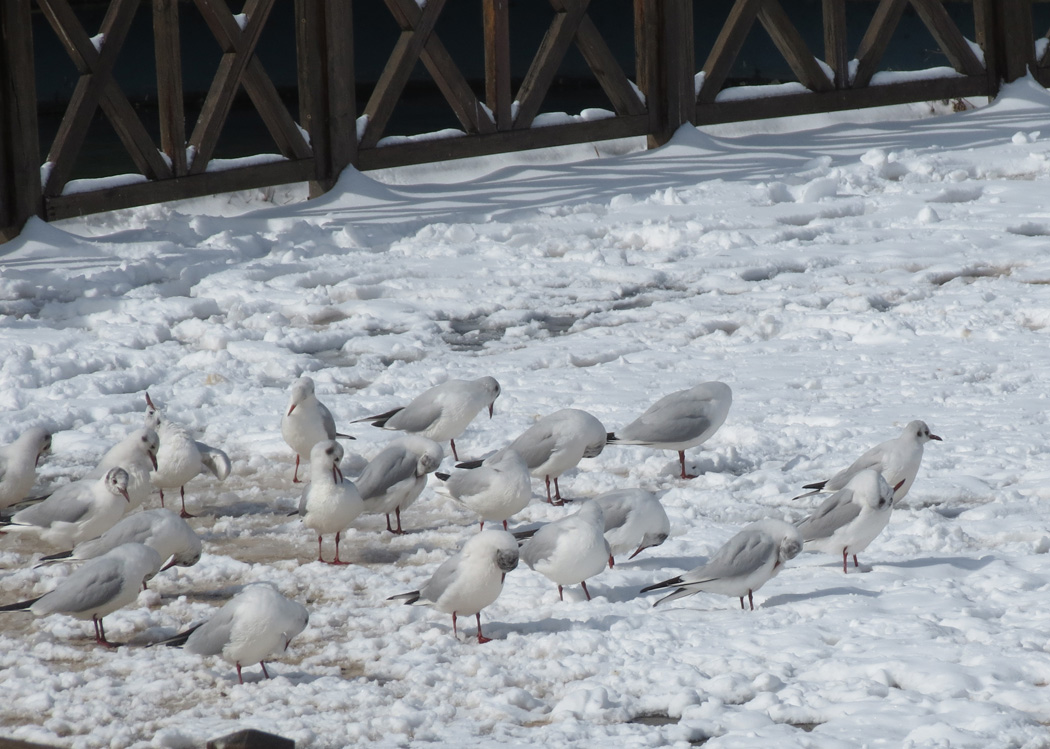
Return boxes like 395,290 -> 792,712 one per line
4,76 -> 1050,748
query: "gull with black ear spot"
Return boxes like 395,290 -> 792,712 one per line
607,382 -> 732,480
358,436 -> 444,535
0,426 -> 52,511
795,420 -> 941,505
354,376 -> 501,461
2,468 -> 132,549
641,519 -> 802,610
388,529 -> 519,643
797,469 -> 903,573
86,428 -> 159,511
281,376 -> 354,483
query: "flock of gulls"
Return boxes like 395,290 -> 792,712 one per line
0,376 -> 941,683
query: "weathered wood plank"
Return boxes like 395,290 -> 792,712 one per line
665,0 -> 696,129
0,0 -> 42,235
297,0 -> 328,189
360,0 -> 448,149
387,0 -> 494,134
323,0 -> 357,180
154,0 -> 187,176
695,75 -> 991,125
853,0 -> 908,88
909,0 -> 985,76
514,0 -> 591,129
573,16 -> 645,116
44,159 -> 315,221
484,0 -> 512,130
358,114 -> 651,172
997,0 -> 1034,81
823,0 -> 849,88
698,0 -> 764,103
756,0 -> 834,92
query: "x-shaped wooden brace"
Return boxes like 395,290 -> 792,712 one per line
513,0 -> 645,130
36,0 -> 173,197
360,0 -> 495,150
189,0 -> 311,174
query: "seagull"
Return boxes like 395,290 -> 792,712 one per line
0,542 -> 162,647
388,529 -> 519,643
797,469 -> 902,573
87,428 -> 159,511
2,468 -> 131,549
298,440 -> 364,564
37,508 -> 202,572
145,393 -> 232,518
642,519 -> 802,610
484,408 -> 606,505
358,436 -> 444,534
520,500 -> 614,601
157,583 -> 309,683
281,376 -> 353,483
592,488 -> 670,560
354,377 -> 501,461
434,449 -> 532,530
795,420 -> 942,505
0,427 -> 52,511
607,381 -> 732,480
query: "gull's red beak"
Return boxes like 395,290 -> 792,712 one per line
150,453 -> 158,470
930,433 -> 942,441
120,489 -> 130,503
628,545 -> 645,560
161,557 -> 178,572
145,392 -> 155,409
287,404 -> 296,416
488,403 -> 494,418
894,479 -> 906,492
608,554 -> 615,569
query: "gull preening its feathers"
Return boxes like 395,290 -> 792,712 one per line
592,488 -> 670,561
520,500 -> 614,601
797,469 -> 902,573
388,529 -> 519,643
156,583 -> 309,683
435,448 -> 532,530
641,519 -> 802,610
298,440 -> 364,564
355,376 -> 501,461
607,381 -> 732,480
145,393 -> 231,518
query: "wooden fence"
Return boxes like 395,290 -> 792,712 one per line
0,0 -> 1047,243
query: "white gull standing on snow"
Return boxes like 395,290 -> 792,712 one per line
797,469 -> 901,573
641,519 -> 802,610
36,508 -> 202,572
298,440 -> 364,564
492,408 -> 607,505
592,488 -> 670,561
0,426 -> 52,511
2,468 -> 131,549
795,419 -> 942,505
157,583 -> 309,683
520,500 -> 614,601
607,381 -> 732,480
144,393 -> 231,518
354,376 -> 501,461
87,428 -> 159,511
281,376 -> 352,483
388,529 -> 519,643
357,435 -> 444,534
434,448 -> 532,530
0,542 -> 161,647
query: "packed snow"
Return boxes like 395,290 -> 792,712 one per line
4,76 -> 1050,748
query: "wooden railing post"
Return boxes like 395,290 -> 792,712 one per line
484,0 -> 512,130
994,0 -> 1034,83
154,0 -> 188,177
0,0 -> 41,243
636,0 -> 693,148
297,0 -> 357,196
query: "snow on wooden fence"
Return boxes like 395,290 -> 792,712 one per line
0,0 -> 1046,243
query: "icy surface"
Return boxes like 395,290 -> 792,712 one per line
3,77 -> 1050,747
